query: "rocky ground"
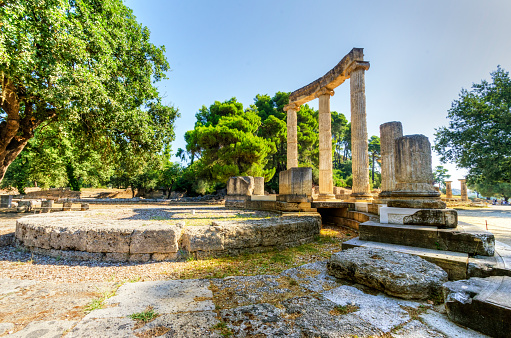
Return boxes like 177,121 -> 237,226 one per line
1,204 -> 505,337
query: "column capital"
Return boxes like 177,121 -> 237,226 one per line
315,87 -> 334,99
284,102 -> 300,112
458,178 -> 466,182
346,60 -> 370,75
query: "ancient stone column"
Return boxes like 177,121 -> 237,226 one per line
349,62 -> 372,200
445,181 -> 453,199
316,88 -> 335,200
388,135 -> 445,209
379,122 -> 403,198
253,177 -> 264,195
284,103 -> 299,169
459,179 -> 468,201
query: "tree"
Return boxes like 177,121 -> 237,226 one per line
469,181 -> 511,201
331,111 -> 349,168
434,67 -> 511,185
160,162 -> 183,198
433,166 -> 451,191
0,0 -> 178,183
184,98 -> 276,186
368,135 -> 381,185
296,104 -> 319,167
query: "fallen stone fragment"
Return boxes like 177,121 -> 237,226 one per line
443,276 -> 511,338
327,247 -> 448,299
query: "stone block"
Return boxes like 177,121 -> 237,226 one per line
49,225 -> 88,251
104,252 -> 129,262
180,226 -> 224,252
81,203 -> 89,211
403,209 -> 458,228
221,223 -> 261,249
443,276 -> 511,337
41,200 -> 53,213
152,252 -> 179,261
130,223 -> 183,254
327,247 -> 448,299
278,167 -> 312,197
129,253 -> 151,262
62,202 -> 72,211
17,200 -> 33,212
359,221 -> 495,256
0,195 -> 12,208
227,176 -> 254,196
253,177 -> 264,195
379,207 -> 421,224
85,226 -> 132,253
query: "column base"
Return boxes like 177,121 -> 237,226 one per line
350,192 -> 373,202
315,193 -> 336,201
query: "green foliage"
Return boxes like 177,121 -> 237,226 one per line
183,98 -> 276,188
332,112 -> 350,166
468,180 -> 511,200
128,306 -> 159,323
433,166 -> 450,190
368,135 -> 381,186
435,67 -> 511,184
0,0 -> 178,182
297,104 -> 319,167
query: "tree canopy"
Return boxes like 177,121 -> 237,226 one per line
434,67 -> 511,186
0,0 -> 178,182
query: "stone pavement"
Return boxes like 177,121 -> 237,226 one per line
1,261 -> 487,337
458,205 -> 511,246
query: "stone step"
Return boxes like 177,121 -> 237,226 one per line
322,215 -> 360,230
444,276 -> 511,337
342,237 -> 469,280
359,221 -> 495,256
468,241 -> 511,278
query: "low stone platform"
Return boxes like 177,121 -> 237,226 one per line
14,208 -> 321,262
359,221 -> 495,256
444,276 -> 511,337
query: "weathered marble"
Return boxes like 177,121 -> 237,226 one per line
317,88 -> 335,200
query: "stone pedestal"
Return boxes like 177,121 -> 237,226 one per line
445,181 -> 453,199
253,177 -> 264,196
41,200 -> 53,213
388,135 -> 445,209
278,167 -> 312,202
0,195 -> 12,208
226,176 -> 255,208
284,104 -> 299,169
349,64 -> 372,200
459,179 -> 468,201
317,88 -> 335,200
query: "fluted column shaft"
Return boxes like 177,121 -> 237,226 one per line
318,89 -> 334,198
459,179 -> 468,201
445,181 -> 453,198
379,122 -> 403,197
350,67 -> 371,198
285,105 -> 299,169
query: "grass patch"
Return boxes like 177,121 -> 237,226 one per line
211,321 -> 233,336
129,306 -> 159,323
329,304 -> 359,315
84,288 -> 119,314
170,226 -> 355,280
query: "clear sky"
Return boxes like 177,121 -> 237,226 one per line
124,0 -> 511,190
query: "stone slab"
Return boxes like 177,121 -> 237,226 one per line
342,237 -> 469,280
0,323 -> 14,336
9,320 -> 77,338
327,247 -> 448,299
85,279 -> 215,319
250,194 -> 276,201
419,310 -> 488,338
355,202 -> 369,212
444,276 -> 511,337
65,317 -> 135,338
359,221 -> 495,256
380,206 -> 421,224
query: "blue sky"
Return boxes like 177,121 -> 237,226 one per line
124,0 -> 511,189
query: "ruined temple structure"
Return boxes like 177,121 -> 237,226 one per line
284,48 -> 371,201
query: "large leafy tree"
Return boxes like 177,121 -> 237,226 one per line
433,165 -> 450,191
368,135 -> 381,185
435,67 -> 511,186
0,0 -> 178,182
184,98 -> 276,184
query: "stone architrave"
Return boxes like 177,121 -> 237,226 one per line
316,88 -> 335,200
459,179 -> 468,201
445,181 -> 453,199
348,62 -> 372,200
227,176 -> 255,196
253,177 -> 264,196
379,122 -> 403,198
284,103 -> 299,170
388,135 -> 445,209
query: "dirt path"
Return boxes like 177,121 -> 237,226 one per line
457,205 -> 511,246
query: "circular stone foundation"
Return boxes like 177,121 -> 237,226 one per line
15,206 -> 321,262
